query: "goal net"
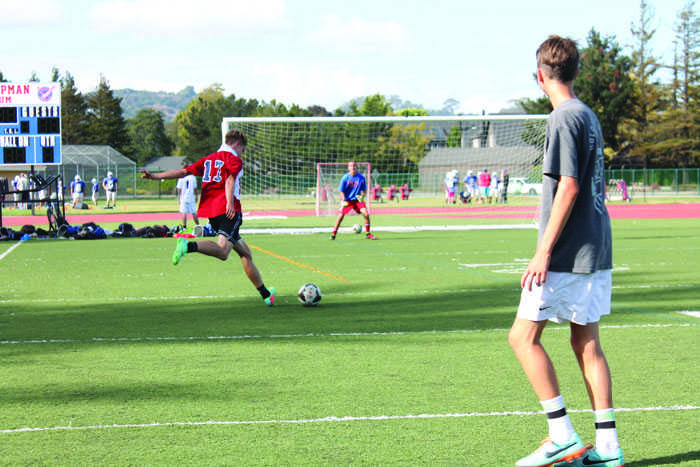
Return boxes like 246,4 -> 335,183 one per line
316,162 -> 370,216
221,115 -> 548,207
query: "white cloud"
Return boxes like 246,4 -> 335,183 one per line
0,0 -> 64,26
88,0 -> 289,37
309,14 -> 408,53
248,62 -> 369,109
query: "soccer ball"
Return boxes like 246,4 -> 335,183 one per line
352,223 -> 362,234
298,283 -> 322,306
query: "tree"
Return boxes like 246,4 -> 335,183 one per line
376,122 -> 432,172
306,105 -> 331,117
347,94 -> 393,116
84,75 -> 130,156
661,0 -> 700,167
174,84 -> 259,161
618,0 -> 665,166
127,108 -> 174,166
59,72 -> 89,145
516,95 -> 552,114
441,98 -> 460,115
576,29 -> 635,150
674,0 -> 699,110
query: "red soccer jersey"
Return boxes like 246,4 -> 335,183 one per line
185,146 -> 243,218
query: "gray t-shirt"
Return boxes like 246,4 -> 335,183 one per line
539,99 -> 612,273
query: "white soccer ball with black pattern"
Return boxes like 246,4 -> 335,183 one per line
297,283 -> 322,306
352,223 -> 362,233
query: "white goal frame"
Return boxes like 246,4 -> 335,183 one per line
316,162 -> 371,216
220,114 -> 549,201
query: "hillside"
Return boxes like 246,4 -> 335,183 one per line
114,86 -> 197,121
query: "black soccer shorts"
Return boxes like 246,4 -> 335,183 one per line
208,212 -> 242,244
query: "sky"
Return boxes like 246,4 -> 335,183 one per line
0,0 -> 693,114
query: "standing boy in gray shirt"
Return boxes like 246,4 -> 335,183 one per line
509,35 -> 622,467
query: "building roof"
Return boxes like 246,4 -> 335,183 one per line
143,156 -> 187,172
62,145 -> 136,167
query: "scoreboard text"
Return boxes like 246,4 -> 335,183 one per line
0,83 -> 61,165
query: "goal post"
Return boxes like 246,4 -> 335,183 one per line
316,162 -> 371,216
221,115 -> 548,204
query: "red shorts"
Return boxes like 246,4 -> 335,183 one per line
340,200 -> 367,215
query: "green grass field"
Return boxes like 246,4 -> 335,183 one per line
1,214 -> 698,465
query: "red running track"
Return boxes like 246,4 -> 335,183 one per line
2,203 -> 699,227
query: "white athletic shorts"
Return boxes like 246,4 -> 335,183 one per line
180,201 -> 197,214
517,270 -> 612,325
72,193 -> 84,203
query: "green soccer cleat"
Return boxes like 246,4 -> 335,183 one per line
515,434 -> 588,467
172,237 -> 188,265
264,286 -> 276,306
554,447 -> 623,467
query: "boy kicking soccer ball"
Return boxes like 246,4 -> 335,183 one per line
141,130 -> 275,307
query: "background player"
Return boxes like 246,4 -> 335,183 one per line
176,172 -> 199,230
103,171 -> 119,208
91,177 -> 99,207
70,174 -> 85,208
140,130 -> 275,307
330,161 -> 376,240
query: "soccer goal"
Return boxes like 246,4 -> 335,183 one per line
221,115 -> 548,208
316,162 -> 371,216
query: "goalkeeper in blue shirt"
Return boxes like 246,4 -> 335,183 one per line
330,161 -> 376,240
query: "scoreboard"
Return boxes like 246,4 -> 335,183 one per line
0,82 -> 61,165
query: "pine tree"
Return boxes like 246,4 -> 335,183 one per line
577,29 -> 635,150
60,72 -> 89,145
617,0 -> 665,167
84,75 -> 130,156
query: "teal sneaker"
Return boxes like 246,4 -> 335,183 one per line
264,286 -> 276,307
172,237 -> 188,265
554,447 -> 623,467
515,434 -> 588,467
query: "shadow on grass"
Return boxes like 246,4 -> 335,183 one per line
3,282 -> 519,345
3,266 -> 696,352
627,450 -> 700,466
0,380 -> 269,405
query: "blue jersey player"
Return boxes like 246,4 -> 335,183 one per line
330,161 -> 375,240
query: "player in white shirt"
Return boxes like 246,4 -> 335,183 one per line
176,173 -> 199,229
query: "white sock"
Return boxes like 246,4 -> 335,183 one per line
541,395 -> 576,444
594,408 -> 620,455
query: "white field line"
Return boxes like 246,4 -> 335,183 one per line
0,240 -> 23,261
240,224 -> 537,235
1,323 -> 693,346
2,405 -> 697,435
0,283 -> 693,306
676,311 -> 700,318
